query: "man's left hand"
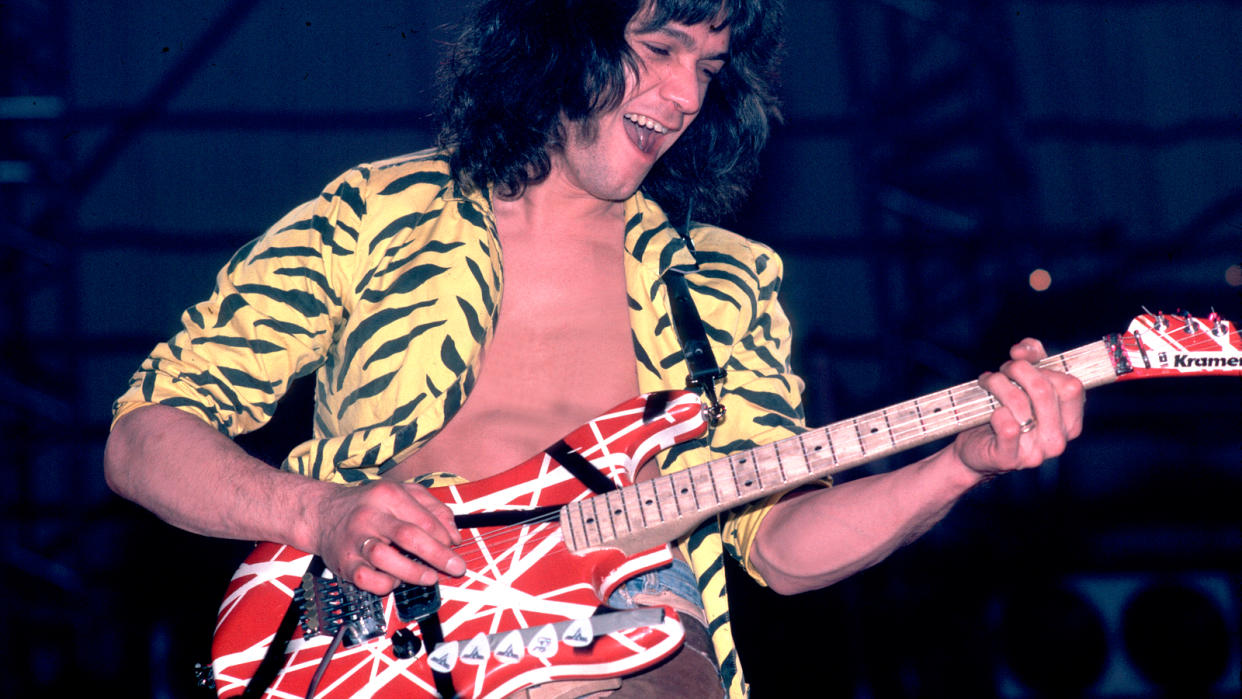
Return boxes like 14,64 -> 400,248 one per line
952,338 -> 1086,476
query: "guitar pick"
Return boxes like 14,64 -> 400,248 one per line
427,641 -> 459,674
460,633 -> 491,666
527,624 -> 559,658
562,619 -> 594,648
493,630 -> 525,664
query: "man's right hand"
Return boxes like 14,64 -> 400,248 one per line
105,404 -> 468,598
314,480 -> 467,595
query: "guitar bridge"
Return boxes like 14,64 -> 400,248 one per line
295,572 -> 441,647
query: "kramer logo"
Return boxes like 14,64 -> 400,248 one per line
1172,353 -> 1242,368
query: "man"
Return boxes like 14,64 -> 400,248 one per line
104,1 -> 1084,696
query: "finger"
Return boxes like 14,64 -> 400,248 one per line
351,561 -> 400,596
1009,338 -> 1047,363
1043,369 -> 1086,438
358,481 -> 457,548
367,525 -> 466,584
403,484 -> 462,545
980,368 -> 1036,429
388,518 -> 468,577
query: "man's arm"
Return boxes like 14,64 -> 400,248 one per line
104,404 -> 466,595
750,339 -> 1086,595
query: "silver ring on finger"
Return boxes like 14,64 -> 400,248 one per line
360,536 -> 381,558
1019,418 -> 1037,434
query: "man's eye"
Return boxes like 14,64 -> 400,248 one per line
644,43 -> 671,56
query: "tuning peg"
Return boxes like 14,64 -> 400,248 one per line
1208,309 -> 1224,336
1144,307 -> 1167,331
1180,310 -> 1199,334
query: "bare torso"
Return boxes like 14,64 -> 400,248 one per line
384,200 -> 639,484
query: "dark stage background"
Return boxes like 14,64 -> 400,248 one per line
3,1 -> 1239,697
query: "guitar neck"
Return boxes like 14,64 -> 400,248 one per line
562,339 -> 1122,555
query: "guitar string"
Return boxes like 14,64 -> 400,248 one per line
438,348 -> 1111,566
435,329 -> 1241,568
439,335 -> 1235,564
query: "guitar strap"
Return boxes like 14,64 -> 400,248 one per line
413,612 -> 458,699
240,558 -> 327,698
663,207 -> 727,426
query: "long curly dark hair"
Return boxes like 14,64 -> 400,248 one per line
436,0 -> 783,223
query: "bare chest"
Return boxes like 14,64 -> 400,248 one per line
387,231 -> 638,483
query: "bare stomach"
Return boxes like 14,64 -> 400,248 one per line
385,388 -> 637,483
383,289 -> 639,483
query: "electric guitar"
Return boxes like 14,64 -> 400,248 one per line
208,311 -> 1241,698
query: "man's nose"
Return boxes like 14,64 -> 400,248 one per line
659,62 -> 704,115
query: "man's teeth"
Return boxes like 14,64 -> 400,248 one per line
625,114 -> 668,134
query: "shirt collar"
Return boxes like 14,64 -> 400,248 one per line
623,190 -> 698,277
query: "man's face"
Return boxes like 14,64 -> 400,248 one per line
550,17 -> 731,205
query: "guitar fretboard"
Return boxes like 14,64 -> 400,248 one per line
562,339 -> 1121,554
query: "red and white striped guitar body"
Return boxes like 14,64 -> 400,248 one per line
211,392 -> 708,699
209,310 -> 1241,698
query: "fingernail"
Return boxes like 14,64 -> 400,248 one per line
449,557 -> 466,577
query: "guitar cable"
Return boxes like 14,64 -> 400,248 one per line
304,624 -> 348,699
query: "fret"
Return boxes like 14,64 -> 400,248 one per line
784,437 -> 800,481
852,419 -> 866,456
726,455 -> 744,499
652,475 -> 680,520
586,497 -> 607,546
827,422 -> 863,464
634,480 -> 655,525
564,503 -> 581,549
915,388 -> 955,433
704,460 -> 723,507
740,449 -> 760,491
624,484 -> 649,529
751,449 -> 768,489
732,471 -> 759,498
881,408 -> 896,447
821,426 -> 838,464
776,436 -> 808,481
853,413 -> 892,456
603,490 -> 631,536
676,469 -> 701,511
885,402 -> 923,447
645,479 -> 671,524
1055,352 -> 1072,373
740,451 -> 760,489
945,385 -> 960,423
798,430 -> 833,468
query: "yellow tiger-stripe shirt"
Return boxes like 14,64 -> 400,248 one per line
113,148 -> 809,697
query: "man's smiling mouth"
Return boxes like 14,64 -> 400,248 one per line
624,113 -> 670,155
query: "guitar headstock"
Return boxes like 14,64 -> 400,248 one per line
1106,310 -> 1242,381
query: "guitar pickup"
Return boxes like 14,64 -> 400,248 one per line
394,582 -> 442,623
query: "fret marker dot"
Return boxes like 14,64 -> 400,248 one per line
644,499 -> 653,505
680,488 -> 689,494
585,517 -> 595,524
613,509 -> 623,515
743,480 -> 753,487
870,427 -> 878,433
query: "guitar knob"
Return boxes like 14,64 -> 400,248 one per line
391,628 -> 422,659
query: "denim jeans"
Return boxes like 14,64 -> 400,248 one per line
607,559 -> 705,622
